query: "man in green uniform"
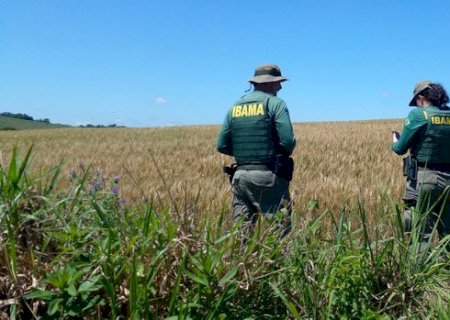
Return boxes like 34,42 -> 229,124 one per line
217,64 -> 296,239
392,81 -> 450,249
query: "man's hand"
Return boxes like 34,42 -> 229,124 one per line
391,130 -> 400,143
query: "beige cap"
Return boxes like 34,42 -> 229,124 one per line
409,80 -> 432,106
248,64 -> 288,84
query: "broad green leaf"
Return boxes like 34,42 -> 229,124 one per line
82,295 -> 104,311
24,289 -> 56,301
67,283 -> 77,296
47,298 -> 63,316
218,266 -> 238,287
78,276 -> 103,293
185,271 -> 209,287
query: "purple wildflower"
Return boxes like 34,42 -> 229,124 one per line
119,198 -> 127,210
112,176 -> 120,184
111,186 -> 119,195
93,181 -> 102,191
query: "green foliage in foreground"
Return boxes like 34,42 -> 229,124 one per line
0,116 -> 69,130
1,146 -> 450,319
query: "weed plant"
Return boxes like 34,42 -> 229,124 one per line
0,147 -> 449,319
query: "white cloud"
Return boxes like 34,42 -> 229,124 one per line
380,91 -> 391,98
75,121 -> 90,126
155,97 -> 168,105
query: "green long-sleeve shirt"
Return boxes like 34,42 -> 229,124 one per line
216,90 -> 296,156
392,107 -> 429,155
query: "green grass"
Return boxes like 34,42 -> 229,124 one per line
0,116 -> 69,130
1,146 -> 449,319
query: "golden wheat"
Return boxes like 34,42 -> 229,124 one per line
0,120 -> 405,223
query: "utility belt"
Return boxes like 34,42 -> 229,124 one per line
403,155 -> 450,181
417,162 -> 450,171
236,164 -> 274,171
223,155 -> 294,182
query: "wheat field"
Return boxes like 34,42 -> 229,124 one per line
3,119 -> 450,319
0,119 -> 405,221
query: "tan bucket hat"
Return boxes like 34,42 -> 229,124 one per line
248,64 -> 288,84
409,80 -> 432,106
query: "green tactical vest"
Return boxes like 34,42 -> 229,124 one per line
230,96 -> 278,165
414,107 -> 450,164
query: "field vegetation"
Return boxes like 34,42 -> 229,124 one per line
0,120 -> 404,214
1,120 -> 449,318
0,116 -> 69,131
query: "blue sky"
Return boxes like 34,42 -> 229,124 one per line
1,1 -> 450,127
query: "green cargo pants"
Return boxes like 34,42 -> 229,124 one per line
231,168 -> 292,239
403,168 -> 450,248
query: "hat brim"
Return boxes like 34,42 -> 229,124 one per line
248,75 -> 288,84
409,94 -> 418,107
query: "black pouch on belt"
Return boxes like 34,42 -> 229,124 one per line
223,164 -> 237,183
273,155 -> 294,181
402,155 -> 417,181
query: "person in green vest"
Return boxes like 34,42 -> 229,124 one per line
216,64 -> 296,240
392,80 -> 450,249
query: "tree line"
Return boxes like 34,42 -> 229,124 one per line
1,112 -> 124,128
1,112 -> 50,123
78,124 -> 124,128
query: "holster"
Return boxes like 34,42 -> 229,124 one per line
403,155 -> 417,181
273,155 -> 294,181
223,164 -> 237,183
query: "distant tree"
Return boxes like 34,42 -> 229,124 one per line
79,123 -> 125,128
0,112 -> 34,121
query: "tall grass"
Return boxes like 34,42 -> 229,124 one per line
1,146 -> 449,319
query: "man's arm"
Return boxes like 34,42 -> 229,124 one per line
392,109 -> 428,155
272,100 -> 296,155
216,111 -> 233,155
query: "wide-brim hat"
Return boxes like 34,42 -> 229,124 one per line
248,64 -> 288,84
409,80 -> 432,106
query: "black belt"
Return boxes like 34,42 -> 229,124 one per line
418,162 -> 450,171
236,164 -> 274,171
